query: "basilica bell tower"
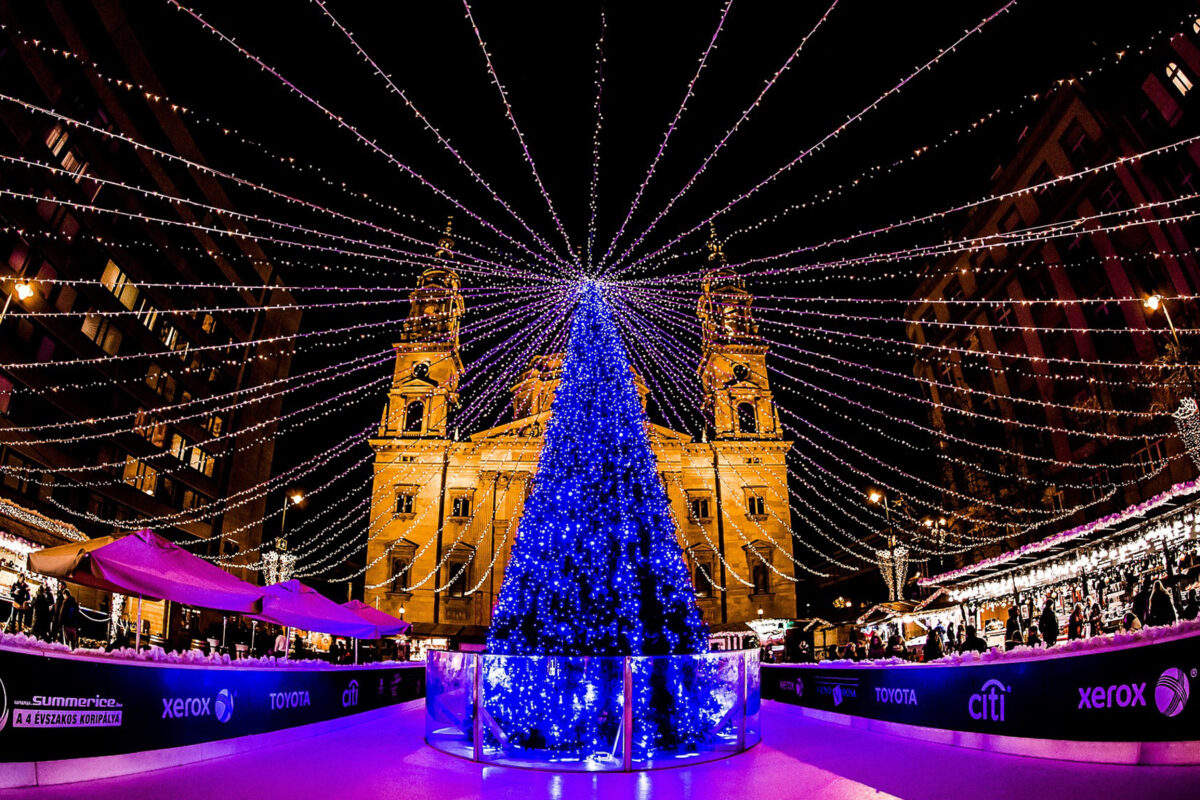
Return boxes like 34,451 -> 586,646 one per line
380,219 -> 465,438
697,225 -> 781,441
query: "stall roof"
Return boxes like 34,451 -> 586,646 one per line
921,479 -> 1200,590
0,497 -> 86,548
252,580 -> 379,639
28,529 -> 262,614
406,622 -> 463,637
342,600 -> 410,637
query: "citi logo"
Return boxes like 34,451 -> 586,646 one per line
342,680 -> 359,709
968,679 -> 1010,722
875,687 -> 918,706
269,690 -> 311,711
1078,683 -> 1146,710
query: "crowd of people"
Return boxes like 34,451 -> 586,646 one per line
3,576 -> 80,648
842,622 -> 991,662
833,576 -> 1199,663
1000,577 -> 1195,652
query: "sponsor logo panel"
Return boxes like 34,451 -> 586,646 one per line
968,679 -> 1009,722
162,690 -> 234,724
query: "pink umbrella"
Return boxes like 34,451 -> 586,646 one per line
28,529 -> 263,649
342,601 -> 410,663
342,600 -> 411,636
252,580 -> 379,641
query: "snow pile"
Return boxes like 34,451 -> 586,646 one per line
0,630 -> 410,670
811,618 -> 1200,668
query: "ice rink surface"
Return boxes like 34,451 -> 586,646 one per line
3,699 -> 1198,800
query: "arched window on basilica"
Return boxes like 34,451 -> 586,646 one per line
737,402 -> 757,434
752,562 -> 770,596
404,400 -> 424,433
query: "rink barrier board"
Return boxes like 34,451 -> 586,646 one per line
762,627 -> 1200,764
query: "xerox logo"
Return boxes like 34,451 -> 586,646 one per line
162,696 -> 211,719
968,679 -> 1009,722
1077,667 -> 1193,718
342,680 -> 359,709
1155,668 -> 1191,718
778,678 -> 804,698
162,690 -> 233,723
1077,682 -> 1146,710
215,689 -> 235,723
269,690 -> 311,711
875,687 -> 918,706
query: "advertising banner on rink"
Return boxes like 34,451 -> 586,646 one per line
0,646 -> 425,762
763,631 -> 1200,742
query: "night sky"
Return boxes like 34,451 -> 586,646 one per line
33,0 -> 1194,593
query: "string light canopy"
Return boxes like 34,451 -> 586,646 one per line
0,2 -> 1192,606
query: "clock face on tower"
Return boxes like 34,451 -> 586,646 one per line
413,362 -> 430,380
732,364 -> 749,382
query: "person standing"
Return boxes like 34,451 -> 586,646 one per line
923,629 -> 944,662
1133,576 -> 1154,624
31,583 -> 52,640
7,576 -> 30,634
1040,599 -> 1060,647
1067,603 -> 1086,640
56,587 -> 79,649
1004,605 -> 1024,651
1146,580 -> 1179,628
961,625 -> 988,654
1181,589 -> 1199,621
273,627 -> 290,658
1088,602 -> 1105,637
50,585 -> 66,643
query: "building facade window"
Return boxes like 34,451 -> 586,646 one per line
693,562 -> 714,598
1167,62 -> 1194,96
451,495 -> 472,518
101,260 -> 138,310
747,494 -> 766,517
404,400 -> 424,433
690,496 -> 711,522
390,544 -> 415,594
446,557 -> 471,597
1134,438 -> 1168,479
752,562 -> 770,595
122,456 -> 158,495
736,401 -> 757,434
395,492 -> 415,516
80,312 -> 121,355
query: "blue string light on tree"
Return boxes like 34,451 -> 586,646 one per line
483,280 -> 713,761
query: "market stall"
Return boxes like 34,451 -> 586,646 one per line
920,481 -> 1200,646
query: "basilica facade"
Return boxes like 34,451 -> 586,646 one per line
364,229 -> 798,632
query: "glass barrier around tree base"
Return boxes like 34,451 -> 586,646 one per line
425,649 -> 761,771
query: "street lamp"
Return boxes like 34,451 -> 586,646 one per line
0,282 -> 35,325
398,605 -> 406,620
1146,293 -> 1198,394
280,490 -> 304,536
868,489 -> 902,601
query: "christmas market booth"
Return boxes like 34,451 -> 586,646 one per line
919,479 -> 1200,645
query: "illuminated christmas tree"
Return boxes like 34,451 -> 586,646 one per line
488,281 -> 709,657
